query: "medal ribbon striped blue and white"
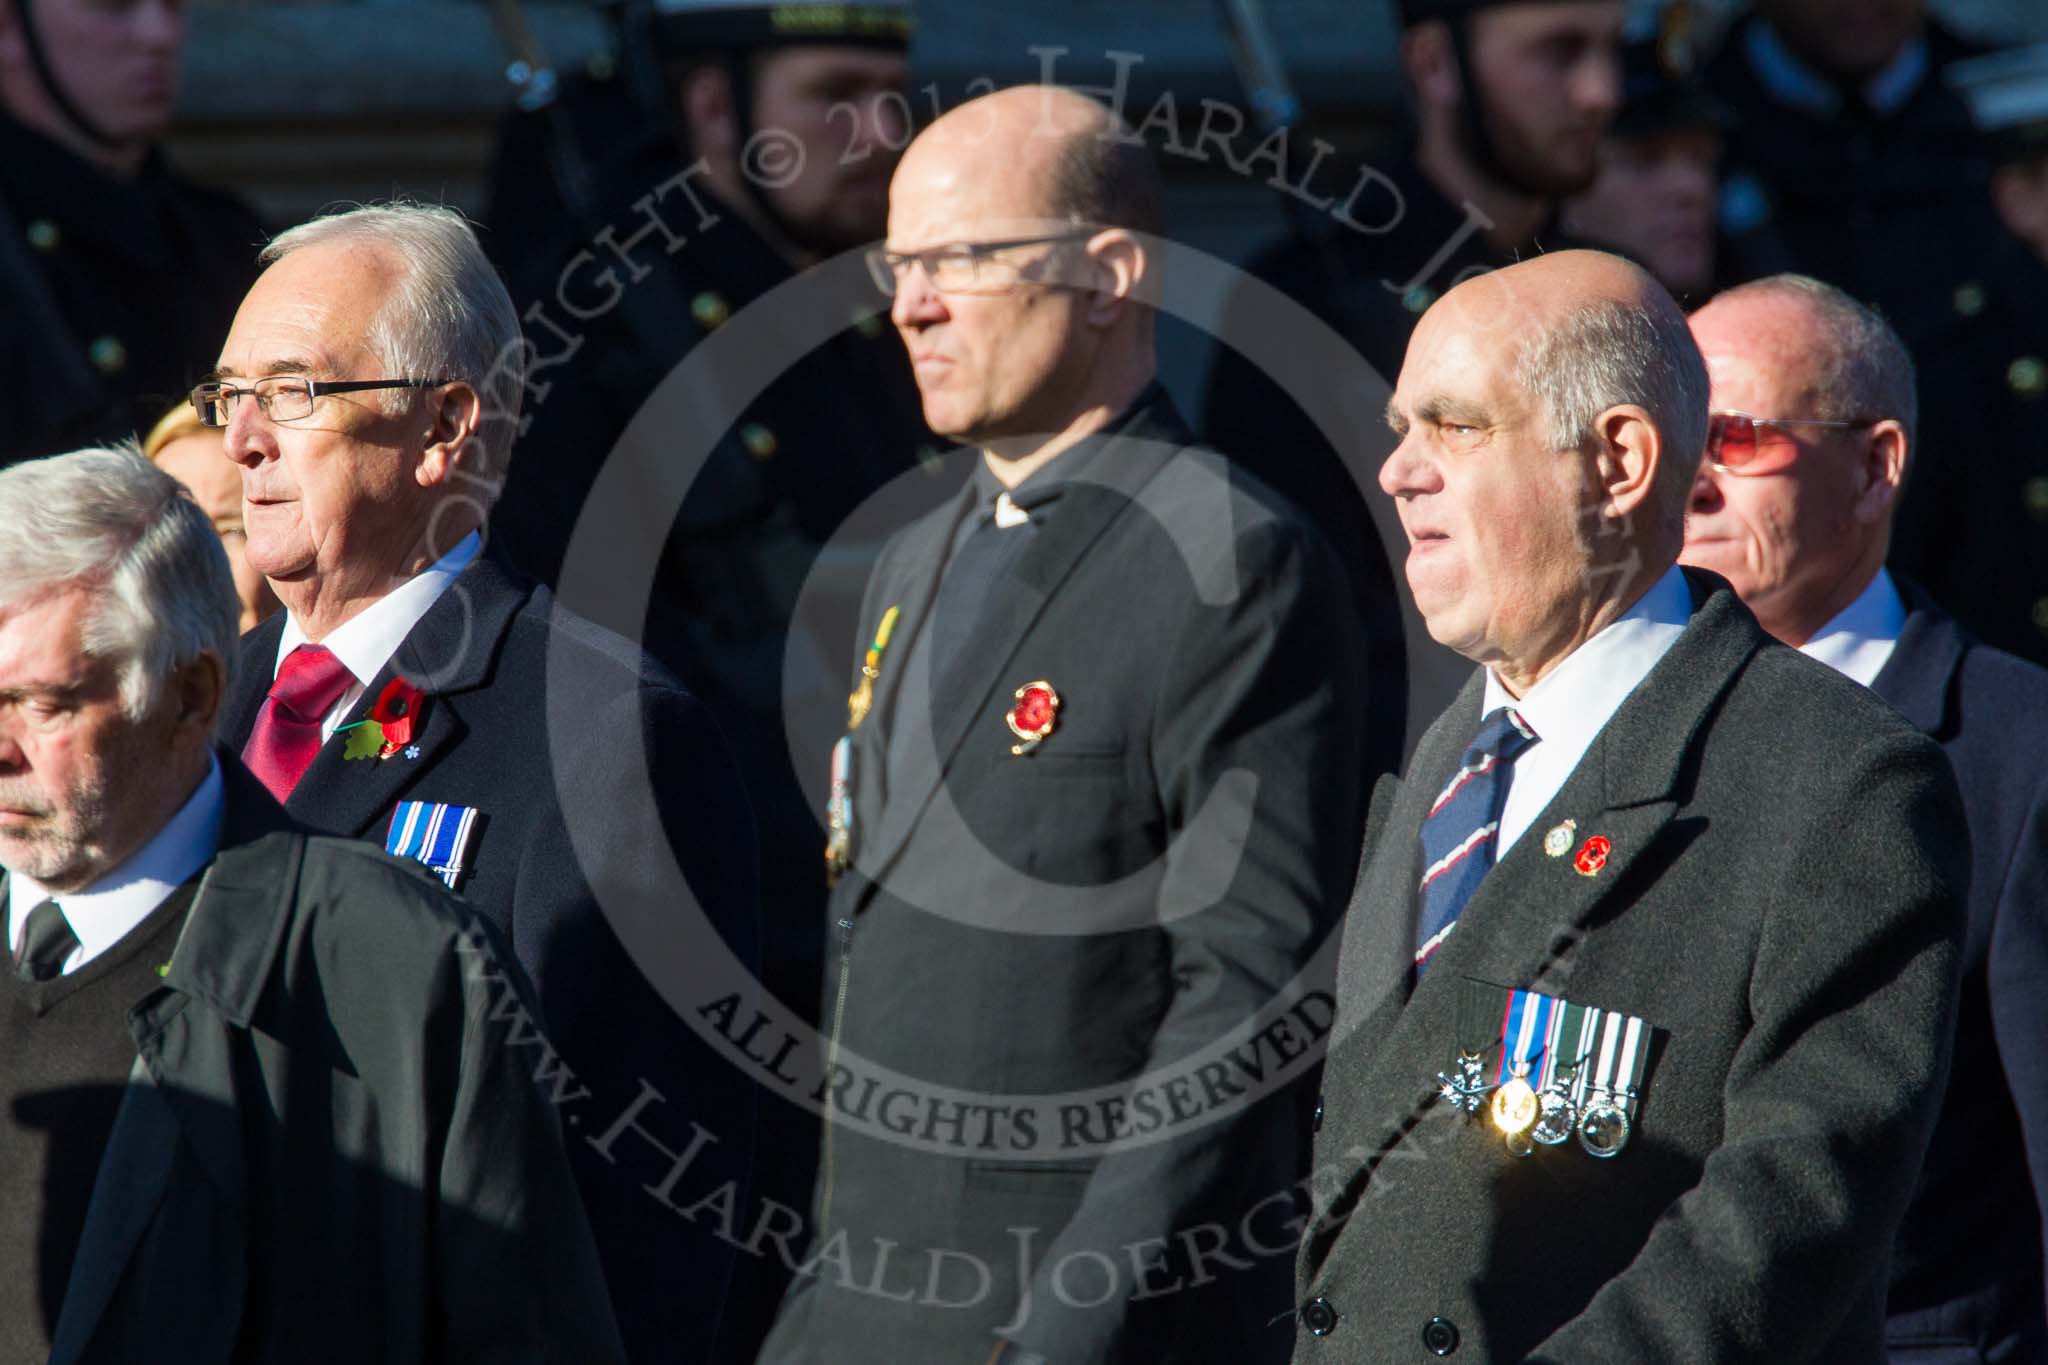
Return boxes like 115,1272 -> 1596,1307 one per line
385,800 -> 480,890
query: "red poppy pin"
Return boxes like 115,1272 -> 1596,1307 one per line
340,677 -> 427,762
1006,681 -> 1061,756
1573,835 -> 1612,877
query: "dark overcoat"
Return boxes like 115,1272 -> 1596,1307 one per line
1874,585 -> 2048,1361
40,758 -> 623,1362
762,400 -> 1381,1365
1296,573 -> 1968,1364
219,550 -> 762,1364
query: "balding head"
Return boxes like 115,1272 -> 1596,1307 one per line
883,85 -> 1163,470
1382,251 -> 1708,691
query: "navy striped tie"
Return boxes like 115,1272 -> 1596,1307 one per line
1415,706 -> 1538,974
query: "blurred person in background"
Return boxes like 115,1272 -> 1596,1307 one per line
1704,0 -> 2048,664
141,401 -> 278,635
0,0 -> 263,468
1203,0 -> 1625,748
1562,10 -> 1728,301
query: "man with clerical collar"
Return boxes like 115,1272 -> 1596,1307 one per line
1682,273 -> 2048,1364
1297,250 -> 1965,1361
208,202 -> 761,1365
760,85 -> 1379,1365
0,444 -> 620,1360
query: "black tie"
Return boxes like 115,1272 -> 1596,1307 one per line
17,898 -> 78,981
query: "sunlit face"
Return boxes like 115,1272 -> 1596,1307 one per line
0,0 -> 184,150
1466,2 -> 1627,196
154,430 -> 280,635
0,588 -> 173,891
1680,295 -> 1873,631
885,136 -> 1093,444
216,240 -> 435,594
751,46 -> 910,255
1380,295 -> 1596,673
1564,126 -> 1721,298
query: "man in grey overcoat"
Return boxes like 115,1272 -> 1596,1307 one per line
1295,250 -> 1968,1363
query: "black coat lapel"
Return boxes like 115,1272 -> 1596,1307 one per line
1870,580 -> 1964,736
281,553 -> 527,840
858,425 -> 1186,892
220,612 -> 286,749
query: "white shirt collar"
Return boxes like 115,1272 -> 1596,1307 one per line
1481,564 -> 1693,856
1797,568 -> 1904,688
275,531 -> 480,738
8,752 -> 224,976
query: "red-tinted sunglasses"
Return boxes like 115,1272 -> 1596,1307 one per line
1705,410 -> 1875,476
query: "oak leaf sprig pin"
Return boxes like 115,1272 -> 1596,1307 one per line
338,677 -> 426,761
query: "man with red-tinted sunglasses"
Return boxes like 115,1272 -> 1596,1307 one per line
1682,271 -> 2048,1365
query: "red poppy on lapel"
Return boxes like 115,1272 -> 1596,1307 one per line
1573,835 -> 1612,877
1006,681 -> 1061,756
342,677 -> 428,762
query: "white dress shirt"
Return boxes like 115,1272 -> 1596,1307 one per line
273,530 -> 481,739
7,754 -> 224,976
1797,568 -> 1904,688
1482,565 -> 1694,857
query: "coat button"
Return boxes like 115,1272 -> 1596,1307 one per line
1313,1093 -> 1324,1132
1299,1297 -> 1338,1336
1422,1316 -> 1460,1354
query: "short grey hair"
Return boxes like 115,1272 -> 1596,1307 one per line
1514,291 -> 1710,541
0,445 -> 239,721
1710,273 -> 1918,448
261,202 -> 524,501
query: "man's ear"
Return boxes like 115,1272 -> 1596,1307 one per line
1852,419 -> 1907,525
175,651 -> 225,747
1588,404 -> 1661,522
680,63 -> 739,163
1400,22 -> 1460,113
1081,229 -> 1149,328
415,383 -> 484,490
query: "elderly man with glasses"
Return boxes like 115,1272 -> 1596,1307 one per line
757,84 -> 1381,1365
204,202 -> 763,1365
1682,273 -> 2048,1365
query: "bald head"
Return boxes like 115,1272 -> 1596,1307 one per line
1383,250 -> 1708,689
903,84 -> 1162,238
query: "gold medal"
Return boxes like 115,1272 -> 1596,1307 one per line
1492,1072 -> 1539,1135
845,605 -> 901,730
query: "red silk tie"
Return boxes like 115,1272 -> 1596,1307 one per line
241,644 -> 356,803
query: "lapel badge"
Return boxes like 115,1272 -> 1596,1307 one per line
1543,819 -> 1577,858
1006,681 -> 1061,756
339,676 -> 425,761
1573,835 -> 1612,877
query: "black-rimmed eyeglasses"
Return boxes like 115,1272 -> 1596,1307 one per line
189,376 -> 450,428
864,230 -> 1099,297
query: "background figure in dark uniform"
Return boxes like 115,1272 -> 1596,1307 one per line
1561,10 -> 1730,302
482,4 -> 933,1352
1705,0 -> 2048,665
0,0 -> 264,467
1202,0 -> 1623,746
483,0 -> 932,1002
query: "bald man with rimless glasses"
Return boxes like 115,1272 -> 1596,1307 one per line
1682,274 -> 2048,1364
